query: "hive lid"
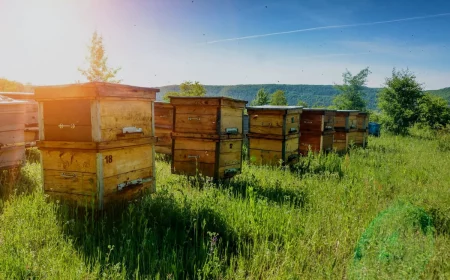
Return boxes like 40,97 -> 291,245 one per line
247,105 -> 303,110
169,96 -> 247,107
336,110 -> 360,116
302,108 -> 337,114
0,94 -> 27,105
34,82 -> 159,100
0,92 -> 34,100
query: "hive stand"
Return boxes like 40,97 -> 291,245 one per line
246,105 -> 302,166
299,109 -> 336,155
170,97 -> 247,180
34,82 -> 159,209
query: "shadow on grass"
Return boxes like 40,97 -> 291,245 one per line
59,190 -> 239,279
219,173 -> 308,209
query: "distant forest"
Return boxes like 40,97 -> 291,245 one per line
1,78 -> 448,110
158,84 -> 450,110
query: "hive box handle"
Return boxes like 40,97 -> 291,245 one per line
122,127 -> 143,134
60,172 -> 77,179
225,127 -> 239,134
58,123 -> 76,129
188,117 -> 201,121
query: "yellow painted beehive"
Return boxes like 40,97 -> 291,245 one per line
246,106 -> 302,165
34,82 -> 159,209
170,97 -> 247,179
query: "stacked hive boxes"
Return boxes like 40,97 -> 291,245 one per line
170,97 -> 247,179
34,82 -> 159,209
0,95 -> 26,170
246,106 -> 302,165
154,101 -> 174,155
0,92 -> 38,146
333,110 -> 359,152
299,109 -> 336,155
355,112 -> 369,147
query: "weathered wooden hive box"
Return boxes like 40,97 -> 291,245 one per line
355,112 -> 369,147
246,106 -> 302,166
34,82 -> 159,209
0,95 -> 26,169
170,97 -> 247,179
154,101 -> 174,155
333,110 -> 360,152
1,92 -> 39,146
299,109 -> 335,155
335,110 -> 359,131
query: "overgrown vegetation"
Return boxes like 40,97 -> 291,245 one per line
1,133 -> 449,279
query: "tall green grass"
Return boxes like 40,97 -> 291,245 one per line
0,134 -> 449,279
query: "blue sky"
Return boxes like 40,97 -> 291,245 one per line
0,0 -> 449,89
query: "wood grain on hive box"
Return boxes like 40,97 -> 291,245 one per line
0,98 -> 26,169
172,138 -> 242,179
39,143 -> 154,207
34,82 -> 158,143
170,97 -> 247,139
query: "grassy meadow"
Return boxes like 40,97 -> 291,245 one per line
0,134 -> 449,279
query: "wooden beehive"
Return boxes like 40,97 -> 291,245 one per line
34,82 -> 159,209
353,131 -> 368,148
0,96 -> 26,169
172,137 -> 242,178
333,131 -> 359,152
246,106 -> 302,165
1,92 -> 39,146
170,97 -> 247,139
154,101 -> 174,155
299,109 -> 336,155
356,112 -> 369,131
335,110 -> 359,132
170,97 -> 247,179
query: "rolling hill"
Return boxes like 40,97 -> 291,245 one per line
158,84 -> 450,109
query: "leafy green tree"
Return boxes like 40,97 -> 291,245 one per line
418,93 -> 450,129
378,69 -> 424,134
162,81 -> 206,101
333,67 -> 371,111
0,78 -> 25,92
297,100 -> 308,107
270,90 -> 288,106
250,88 -> 270,106
78,31 -> 122,83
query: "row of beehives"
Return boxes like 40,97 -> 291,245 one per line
0,82 -> 368,210
154,101 -> 368,166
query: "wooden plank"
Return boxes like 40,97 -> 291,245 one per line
249,149 -> 282,166
91,100 -> 101,142
101,144 -> 153,178
174,113 -> 217,134
154,104 -> 174,129
38,138 -> 156,150
99,100 -> 152,142
299,114 -> 325,132
218,152 -> 242,167
171,98 -> 221,106
171,132 -> 243,140
43,191 -> 98,208
0,130 -> 25,146
0,112 -> 25,131
103,179 -> 154,205
172,161 -> 216,177
249,114 -> 284,135
174,138 -> 216,150
220,115 -> 243,135
219,139 -> 242,153
173,149 -> 216,163
40,149 -> 97,173
0,146 -> 25,169
220,98 -> 247,108
34,82 -> 158,100
43,170 -> 96,195
174,105 -> 217,115
38,102 -> 45,140
43,100 -> 92,141
249,138 -> 282,152
155,146 -> 172,155
103,167 -> 153,196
